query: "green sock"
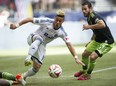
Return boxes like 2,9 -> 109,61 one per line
82,57 -> 89,71
2,72 -> 16,81
87,60 -> 96,74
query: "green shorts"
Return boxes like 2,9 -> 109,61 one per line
86,40 -> 114,57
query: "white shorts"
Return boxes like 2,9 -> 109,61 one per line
32,43 -> 46,65
27,33 -> 46,65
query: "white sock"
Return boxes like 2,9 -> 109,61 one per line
23,67 -> 38,79
28,40 -> 41,56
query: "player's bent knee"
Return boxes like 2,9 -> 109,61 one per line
33,63 -> 41,71
32,66 -> 40,73
82,51 -> 90,58
90,54 -> 98,61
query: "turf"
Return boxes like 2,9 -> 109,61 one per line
0,46 -> 116,86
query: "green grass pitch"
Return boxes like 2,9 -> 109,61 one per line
0,45 -> 116,86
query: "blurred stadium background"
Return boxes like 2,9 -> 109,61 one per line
0,0 -> 116,50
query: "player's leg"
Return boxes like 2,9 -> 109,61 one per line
87,42 -> 113,74
87,52 -> 98,74
74,49 -> 92,77
23,59 -> 42,79
0,79 -> 19,86
95,43 -> 114,57
0,79 -> 13,86
28,40 -> 42,56
0,72 -> 15,81
78,42 -> 114,80
76,40 -> 100,80
25,35 -> 43,66
21,44 -> 46,85
74,40 -> 100,77
82,50 -> 91,72
77,52 -> 98,80
82,40 -> 100,71
28,34 -> 43,56
0,72 -> 25,85
19,58 -> 42,86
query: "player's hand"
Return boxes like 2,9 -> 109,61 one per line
24,56 -> 32,66
74,56 -> 85,66
10,23 -> 19,30
10,24 -> 17,30
83,24 -> 90,30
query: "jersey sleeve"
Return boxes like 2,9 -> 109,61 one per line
33,17 -> 54,25
62,35 -> 70,43
93,15 -> 103,24
60,27 -> 70,43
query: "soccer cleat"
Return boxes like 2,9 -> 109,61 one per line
74,71 -> 85,77
78,74 -> 91,80
25,61 -> 32,66
24,56 -> 32,66
16,74 -> 26,86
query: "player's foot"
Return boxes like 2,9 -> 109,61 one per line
24,55 -> 32,66
74,71 -> 85,77
78,73 -> 91,80
16,74 -> 26,86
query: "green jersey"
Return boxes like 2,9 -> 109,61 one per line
87,12 -> 114,44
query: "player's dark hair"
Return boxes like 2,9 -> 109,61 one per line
82,0 -> 92,8
56,15 -> 65,19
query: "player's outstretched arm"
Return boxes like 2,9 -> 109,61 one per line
10,18 -> 33,30
66,42 -> 85,66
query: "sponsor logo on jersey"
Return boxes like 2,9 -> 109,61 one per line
40,19 -> 53,23
44,33 -> 58,39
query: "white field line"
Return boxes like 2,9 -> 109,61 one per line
93,66 -> 116,73
31,66 -> 116,79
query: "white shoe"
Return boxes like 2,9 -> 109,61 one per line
25,55 -> 32,66
16,74 -> 26,86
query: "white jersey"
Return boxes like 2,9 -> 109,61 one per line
31,17 -> 70,44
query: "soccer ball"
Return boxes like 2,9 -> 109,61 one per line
48,64 -> 62,78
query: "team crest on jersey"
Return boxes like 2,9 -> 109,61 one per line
95,18 -> 99,23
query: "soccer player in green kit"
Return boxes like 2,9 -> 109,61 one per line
0,72 -> 23,86
74,1 -> 114,80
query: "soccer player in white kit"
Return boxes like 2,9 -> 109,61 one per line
10,10 -> 85,85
